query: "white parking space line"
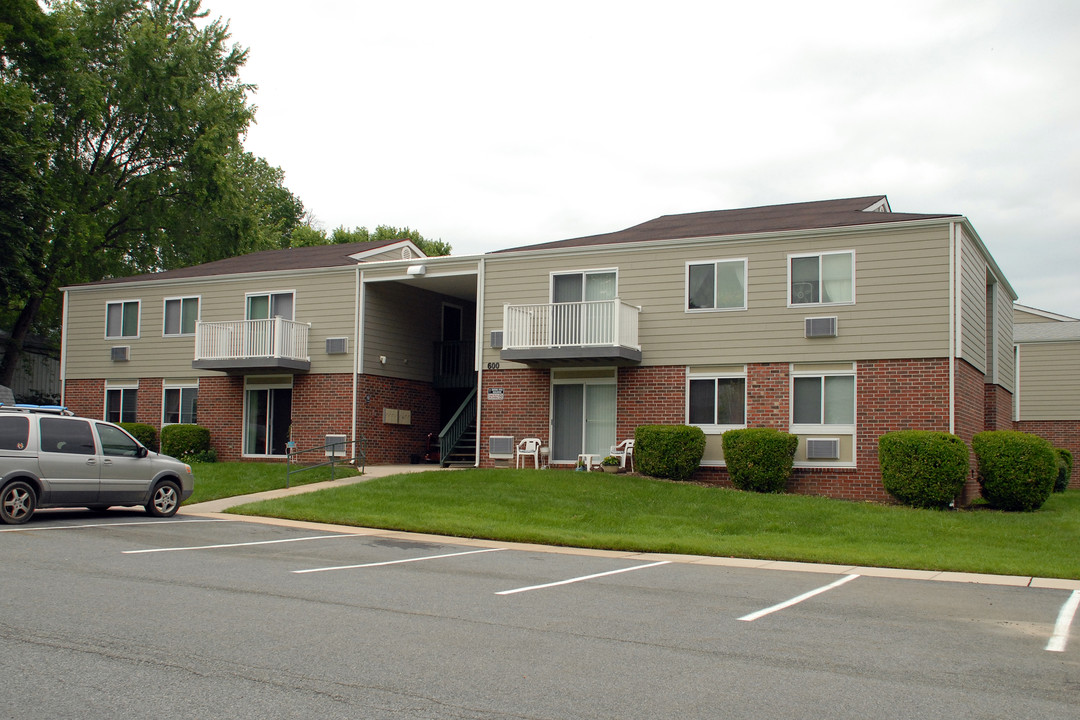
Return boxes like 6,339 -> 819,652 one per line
293,547 -> 505,574
1046,589 -> 1080,652
122,533 -> 355,554
496,560 -> 671,596
739,573 -> 861,622
1,518 -> 233,533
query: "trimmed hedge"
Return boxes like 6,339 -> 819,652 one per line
878,430 -> 968,509
119,422 -> 157,451
160,424 -> 213,461
972,430 -> 1056,511
721,428 -> 798,493
634,425 -> 706,482
1053,447 -> 1073,493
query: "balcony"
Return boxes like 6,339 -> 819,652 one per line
192,318 -> 311,373
500,299 -> 642,366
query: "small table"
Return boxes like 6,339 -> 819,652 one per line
577,453 -> 602,471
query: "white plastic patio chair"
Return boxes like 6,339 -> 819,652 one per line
609,439 -> 635,471
515,437 -> 543,469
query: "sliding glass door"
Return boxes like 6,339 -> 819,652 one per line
550,370 -> 616,463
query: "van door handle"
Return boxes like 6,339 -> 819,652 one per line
86,458 -> 97,466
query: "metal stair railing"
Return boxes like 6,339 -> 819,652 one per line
285,436 -> 366,488
438,387 -> 477,466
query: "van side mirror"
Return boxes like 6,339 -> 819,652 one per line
137,446 -> 148,458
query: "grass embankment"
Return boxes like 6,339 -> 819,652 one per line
183,461 -> 360,505
227,468 -> 1080,579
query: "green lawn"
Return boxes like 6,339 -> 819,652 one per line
183,461 -> 360,504
226,468 -> 1080,579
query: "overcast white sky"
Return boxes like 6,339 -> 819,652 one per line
205,0 -> 1080,317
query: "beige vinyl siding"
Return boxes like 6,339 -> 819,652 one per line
64,268 -> 359,380
1013,307 -> 1059,324
958,227 -> 989,373
361,281 -> 476,382
1016,341 -> 1080,420
994,279 -> 1015,391
483,224 -> 953,367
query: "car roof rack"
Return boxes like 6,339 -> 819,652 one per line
0,403 -> 75,416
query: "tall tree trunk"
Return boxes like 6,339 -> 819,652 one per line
0,294 -> 44,388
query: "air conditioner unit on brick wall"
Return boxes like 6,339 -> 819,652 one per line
805,438 -> 840,460
325,434 -> 348,457
111,346 -> 130,362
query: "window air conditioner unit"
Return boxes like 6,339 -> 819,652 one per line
111,346 -> 130,362
325,337 -> 348,355
805,316 -> 838,338
325,434 -> 348,457
489,435 -> 514,460
806,438 -> 840,460
490,330 -> 503,349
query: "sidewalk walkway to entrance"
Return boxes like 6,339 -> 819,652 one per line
181,464 -> 447,514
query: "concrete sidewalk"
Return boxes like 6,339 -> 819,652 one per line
181,463 -> 445,514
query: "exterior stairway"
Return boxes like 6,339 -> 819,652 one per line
441,421 -> 477,467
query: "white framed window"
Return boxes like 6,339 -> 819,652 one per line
687,371 -> 747,429
104,382 -> 139,424
163,384 -> 199,425
790,370 -> 855,429
788,251 -> 854,306
246,291 -> 294,320
163,296 -> 200,336
105,300 -> 140,338
686,259 -> 747,312
550,269 -> 617,303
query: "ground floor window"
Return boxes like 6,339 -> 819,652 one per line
244,377 -> 293,456
105,384 -> 138,423
163,385 -> 198,425
550,368 -> 616,463
790,363 -> 857,466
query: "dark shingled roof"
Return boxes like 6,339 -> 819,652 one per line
75,239 -> 404,286
494,196 -> 960,253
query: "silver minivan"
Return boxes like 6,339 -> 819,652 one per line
0,405 -> 195,524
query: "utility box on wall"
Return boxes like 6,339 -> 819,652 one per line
382,408 -> 412,425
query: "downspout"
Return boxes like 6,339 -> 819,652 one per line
59,290 -> 69,406
948,221 -> 957,434
474,258 -> 486,467
352,267 -> 362,462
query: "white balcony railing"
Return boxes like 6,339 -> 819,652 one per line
194,318 -> 311,363
503,300 -> 640,350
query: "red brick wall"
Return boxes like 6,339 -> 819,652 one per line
193,376 -> 244,461
63,378 -> 105,418
984,383 -> 1013,431
953,359 -> 986,502
746,362 -> 789,427
355,374 -> 440,464
617,366 -> 684,436
478,368 -> 550,467
289,373 -> 354,460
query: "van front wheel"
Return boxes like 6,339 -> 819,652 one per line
146,480 -> 180,518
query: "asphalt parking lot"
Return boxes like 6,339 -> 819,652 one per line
2,508 -> 1078,719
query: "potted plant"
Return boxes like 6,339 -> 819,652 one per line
601,455 -> 620,473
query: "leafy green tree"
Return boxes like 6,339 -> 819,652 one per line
329,224 -> 451,256
0,0 -> 304,386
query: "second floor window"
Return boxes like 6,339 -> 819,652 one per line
164,297 -> 199,335
105,301 -> 139,338
790,251 -> 854,305
687,259 -> 747,311
247,292 -> 294,320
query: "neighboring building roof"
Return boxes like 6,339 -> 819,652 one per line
1013,303 -> 1079,322
1014,322 -> 1080,343
494,196 -> 961,253
68,239 -> 418,287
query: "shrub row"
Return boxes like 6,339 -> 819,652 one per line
879,429 -> 1064,512
117,422 -> 216,462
